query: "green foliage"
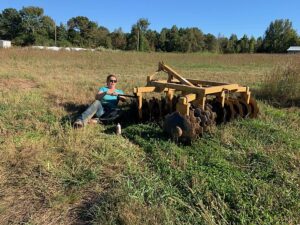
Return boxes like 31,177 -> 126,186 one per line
67,16 -> 99,47
226,34 -> 238,53
204,33 -> 218,53
239,35 -> 250,53
255,37 -> 264,52
131,18 -> 150,51
218,36 -> 229,53
223,34 -> 257,54
19,6 -> 45,45
145,30 -> 159,51
0,6 -> 56,46
120,118 -> 300,224
179,27 -> 205,52
263,19 -> 299,53
167,25 -> 180,52
0,8 -> 22,40
249,37 -> 256,53
110,28 -> 127,50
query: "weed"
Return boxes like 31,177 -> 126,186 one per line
0,49 -> 299,224
258,63 -> 300,107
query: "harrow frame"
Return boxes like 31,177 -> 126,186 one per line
133,62 -> 251,119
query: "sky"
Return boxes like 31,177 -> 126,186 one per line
1,0 -> 300,38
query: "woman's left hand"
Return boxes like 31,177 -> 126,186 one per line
111,92 -> 119,96
118,95 -> 126,102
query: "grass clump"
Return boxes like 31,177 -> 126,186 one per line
1,49 -> 300,224
121,120 -> 300,224
259,63 -> 300,107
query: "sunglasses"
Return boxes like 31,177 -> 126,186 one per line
109,79 -> 117,83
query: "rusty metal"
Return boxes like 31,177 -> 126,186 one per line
131,62 -> 259,142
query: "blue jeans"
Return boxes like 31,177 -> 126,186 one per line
79,100 -> 106,124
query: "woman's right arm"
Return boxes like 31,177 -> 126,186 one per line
95,91 -> 106,100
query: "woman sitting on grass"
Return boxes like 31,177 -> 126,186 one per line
74,74 -> 126,128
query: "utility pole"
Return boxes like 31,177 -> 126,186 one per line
54,22 -> 57,46
137,28 -> 139,51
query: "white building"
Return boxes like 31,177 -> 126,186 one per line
287,46 -> 300,54
0,40 -> 11,48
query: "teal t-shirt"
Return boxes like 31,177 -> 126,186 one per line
99,86 -> 124,108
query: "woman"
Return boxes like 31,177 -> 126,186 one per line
74,74 -> 126,128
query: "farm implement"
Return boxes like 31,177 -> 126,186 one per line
131,62 -> 259,141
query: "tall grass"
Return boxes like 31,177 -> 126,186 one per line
0,49 -> 299,224
258,63 -> 300,107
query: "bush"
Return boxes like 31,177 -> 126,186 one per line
259,63 -> 300,107
57,39 -> 72,47
34,34 -> 54,46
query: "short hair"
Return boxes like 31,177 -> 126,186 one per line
106,74 -> 117,82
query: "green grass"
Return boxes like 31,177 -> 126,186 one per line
120,116 -> 299,224
0,49 -> 299,224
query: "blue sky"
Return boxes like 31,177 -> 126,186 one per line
1,0 -> 299,38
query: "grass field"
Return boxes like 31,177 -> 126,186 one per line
0,48 -> 299,225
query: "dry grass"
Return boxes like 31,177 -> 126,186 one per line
258,63 -> 300,107
0,48 -> 299,224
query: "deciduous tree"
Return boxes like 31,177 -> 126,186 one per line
110,28 -> 127,50
204,33 -> 218,52
263,19 -> 299,53
0,8 -> 22,41
226,34 -> 238,53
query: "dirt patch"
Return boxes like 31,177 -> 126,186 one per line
0,78 -> 38,91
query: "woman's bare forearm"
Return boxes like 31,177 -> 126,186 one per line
95,92 -> 106,100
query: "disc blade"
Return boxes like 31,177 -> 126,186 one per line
224,100 -> 235,122
238,99 -> 251,118
231,99 -> 244,118
248,98 -> 259,118
211,100 -> 226,124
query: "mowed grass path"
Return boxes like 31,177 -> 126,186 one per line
0,49 -> 299,224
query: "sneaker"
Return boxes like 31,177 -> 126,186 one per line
73,119 -> 84,128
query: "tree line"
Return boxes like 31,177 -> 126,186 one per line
0,6 -> 299,53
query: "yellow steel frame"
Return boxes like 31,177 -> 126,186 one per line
133,62 -> 251,118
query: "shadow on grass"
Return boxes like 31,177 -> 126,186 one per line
60,99 -> 140,128
60,101 -> 89,125
58,99 -> 185,145
253,88 -> 300,108
120,122 -> 172,147
69,191 -> 125,225
62,102 -> 89,113
103,119 -> 165,137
